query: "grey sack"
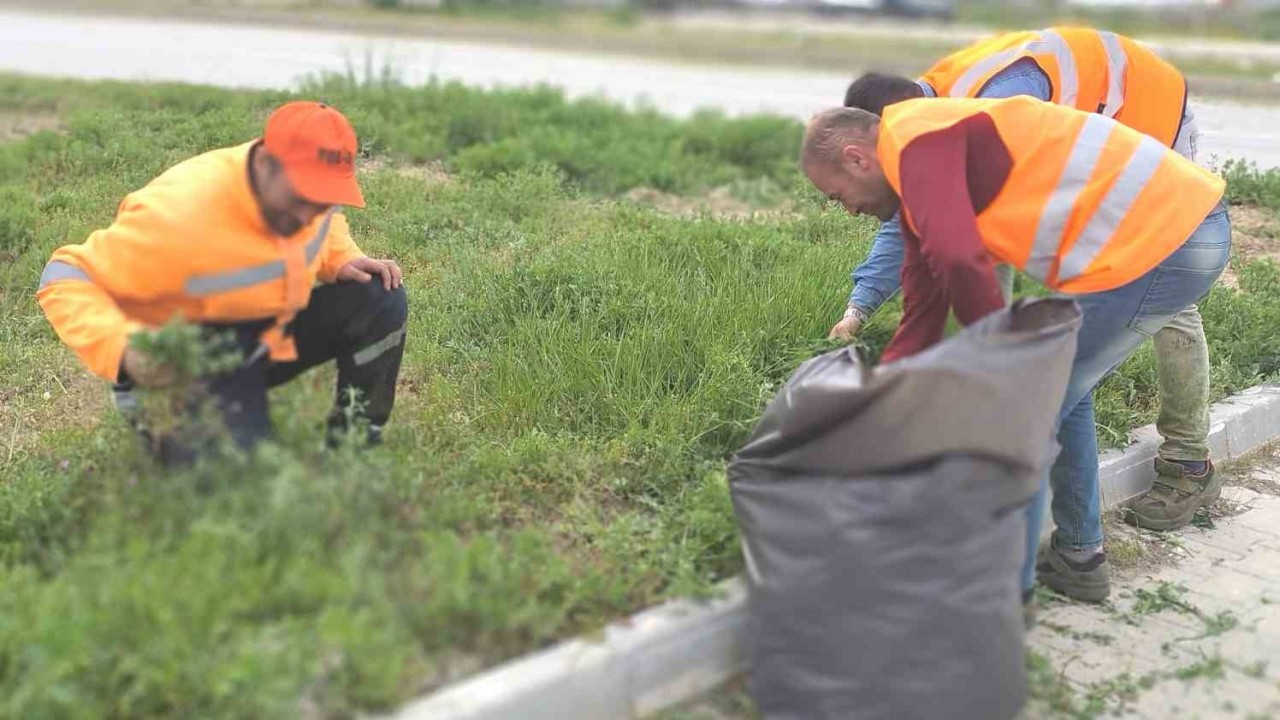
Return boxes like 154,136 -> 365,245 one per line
729,298 -> 1082,720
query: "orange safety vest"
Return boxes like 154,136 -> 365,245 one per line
879,97 -> 1224,295
36,142 -> 366,382
919,27 -> 1187,147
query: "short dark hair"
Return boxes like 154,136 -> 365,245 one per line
843,72 -> 923,116
800,107 -> 880,169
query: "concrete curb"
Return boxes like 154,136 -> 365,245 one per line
385,579 -> 748,720
385,384 -> 1280,720
1098,384 -> 1280,509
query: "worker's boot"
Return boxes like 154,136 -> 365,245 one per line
1036,537 -> 1110,603
1127,458 -> 1220,531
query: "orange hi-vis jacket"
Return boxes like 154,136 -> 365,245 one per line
919,27 -> 1188,147
36,142 -> 366,382
879,96 -> 1224,295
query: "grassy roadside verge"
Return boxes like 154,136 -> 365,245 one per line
7,0 -> 1280,99
2,73 -> 1280,717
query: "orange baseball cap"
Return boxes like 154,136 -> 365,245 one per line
263,101 -> 365,208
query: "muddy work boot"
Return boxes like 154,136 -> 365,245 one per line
1128,459 -> 1221,532
1036,538 -> 1110,603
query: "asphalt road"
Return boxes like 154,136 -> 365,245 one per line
2,8 -> 1278,168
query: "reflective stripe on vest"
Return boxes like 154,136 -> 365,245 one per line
1058,134 -> 1167,283
1019,116 -> 1171,286
1026,114 -> 1112,282
40,260 -> 91,289
945,29 -> 1134,118
1098,31 -> 1127,119
950,30 -> 1078,106
922,27 -> 1186,147
183,208 -> 337,297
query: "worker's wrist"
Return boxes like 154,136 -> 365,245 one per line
843,305 -> 871,323
848,285 -> 885,316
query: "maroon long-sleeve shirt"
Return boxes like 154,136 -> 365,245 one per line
879,112 -> 1014,364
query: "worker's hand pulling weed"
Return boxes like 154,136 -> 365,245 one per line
122,346 -> 176,388
829,306 -> 868,342
828,315 -> 862,342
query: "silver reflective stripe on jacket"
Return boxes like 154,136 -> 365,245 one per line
184,259 -> 286,296
305,209 -> 337,265
950,30 -> 1078,106
39,260 -> 91,289
1025,114 -> 1113,283
183,208 -> 337,297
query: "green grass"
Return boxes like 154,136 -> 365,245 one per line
1223,159 -> 1280,210
2,73 -> 1280,716
0,73 -> 870,718
0,71 -> 804,200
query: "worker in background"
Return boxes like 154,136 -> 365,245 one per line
799,98 -> 1229,606
834,28 -> 1219,552
36,101 -> 408,465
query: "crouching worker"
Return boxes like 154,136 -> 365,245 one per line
800,98 -> 1229,605
36,101 -> 408,464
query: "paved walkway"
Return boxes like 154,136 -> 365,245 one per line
1024,457 -> 1280,719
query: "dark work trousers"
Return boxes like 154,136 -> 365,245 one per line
116,280 -> 408,465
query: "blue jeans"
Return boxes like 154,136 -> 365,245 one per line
1021,203 -> 1232,591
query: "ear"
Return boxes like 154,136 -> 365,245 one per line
840,143 -> 870,173
251,147 -> 272,178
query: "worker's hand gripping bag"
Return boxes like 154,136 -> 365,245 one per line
729,298 -> 1082,720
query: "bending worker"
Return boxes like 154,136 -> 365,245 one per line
36,101 -> 408,464
800,97 -> 1229,604
836,29 -> 1218,547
